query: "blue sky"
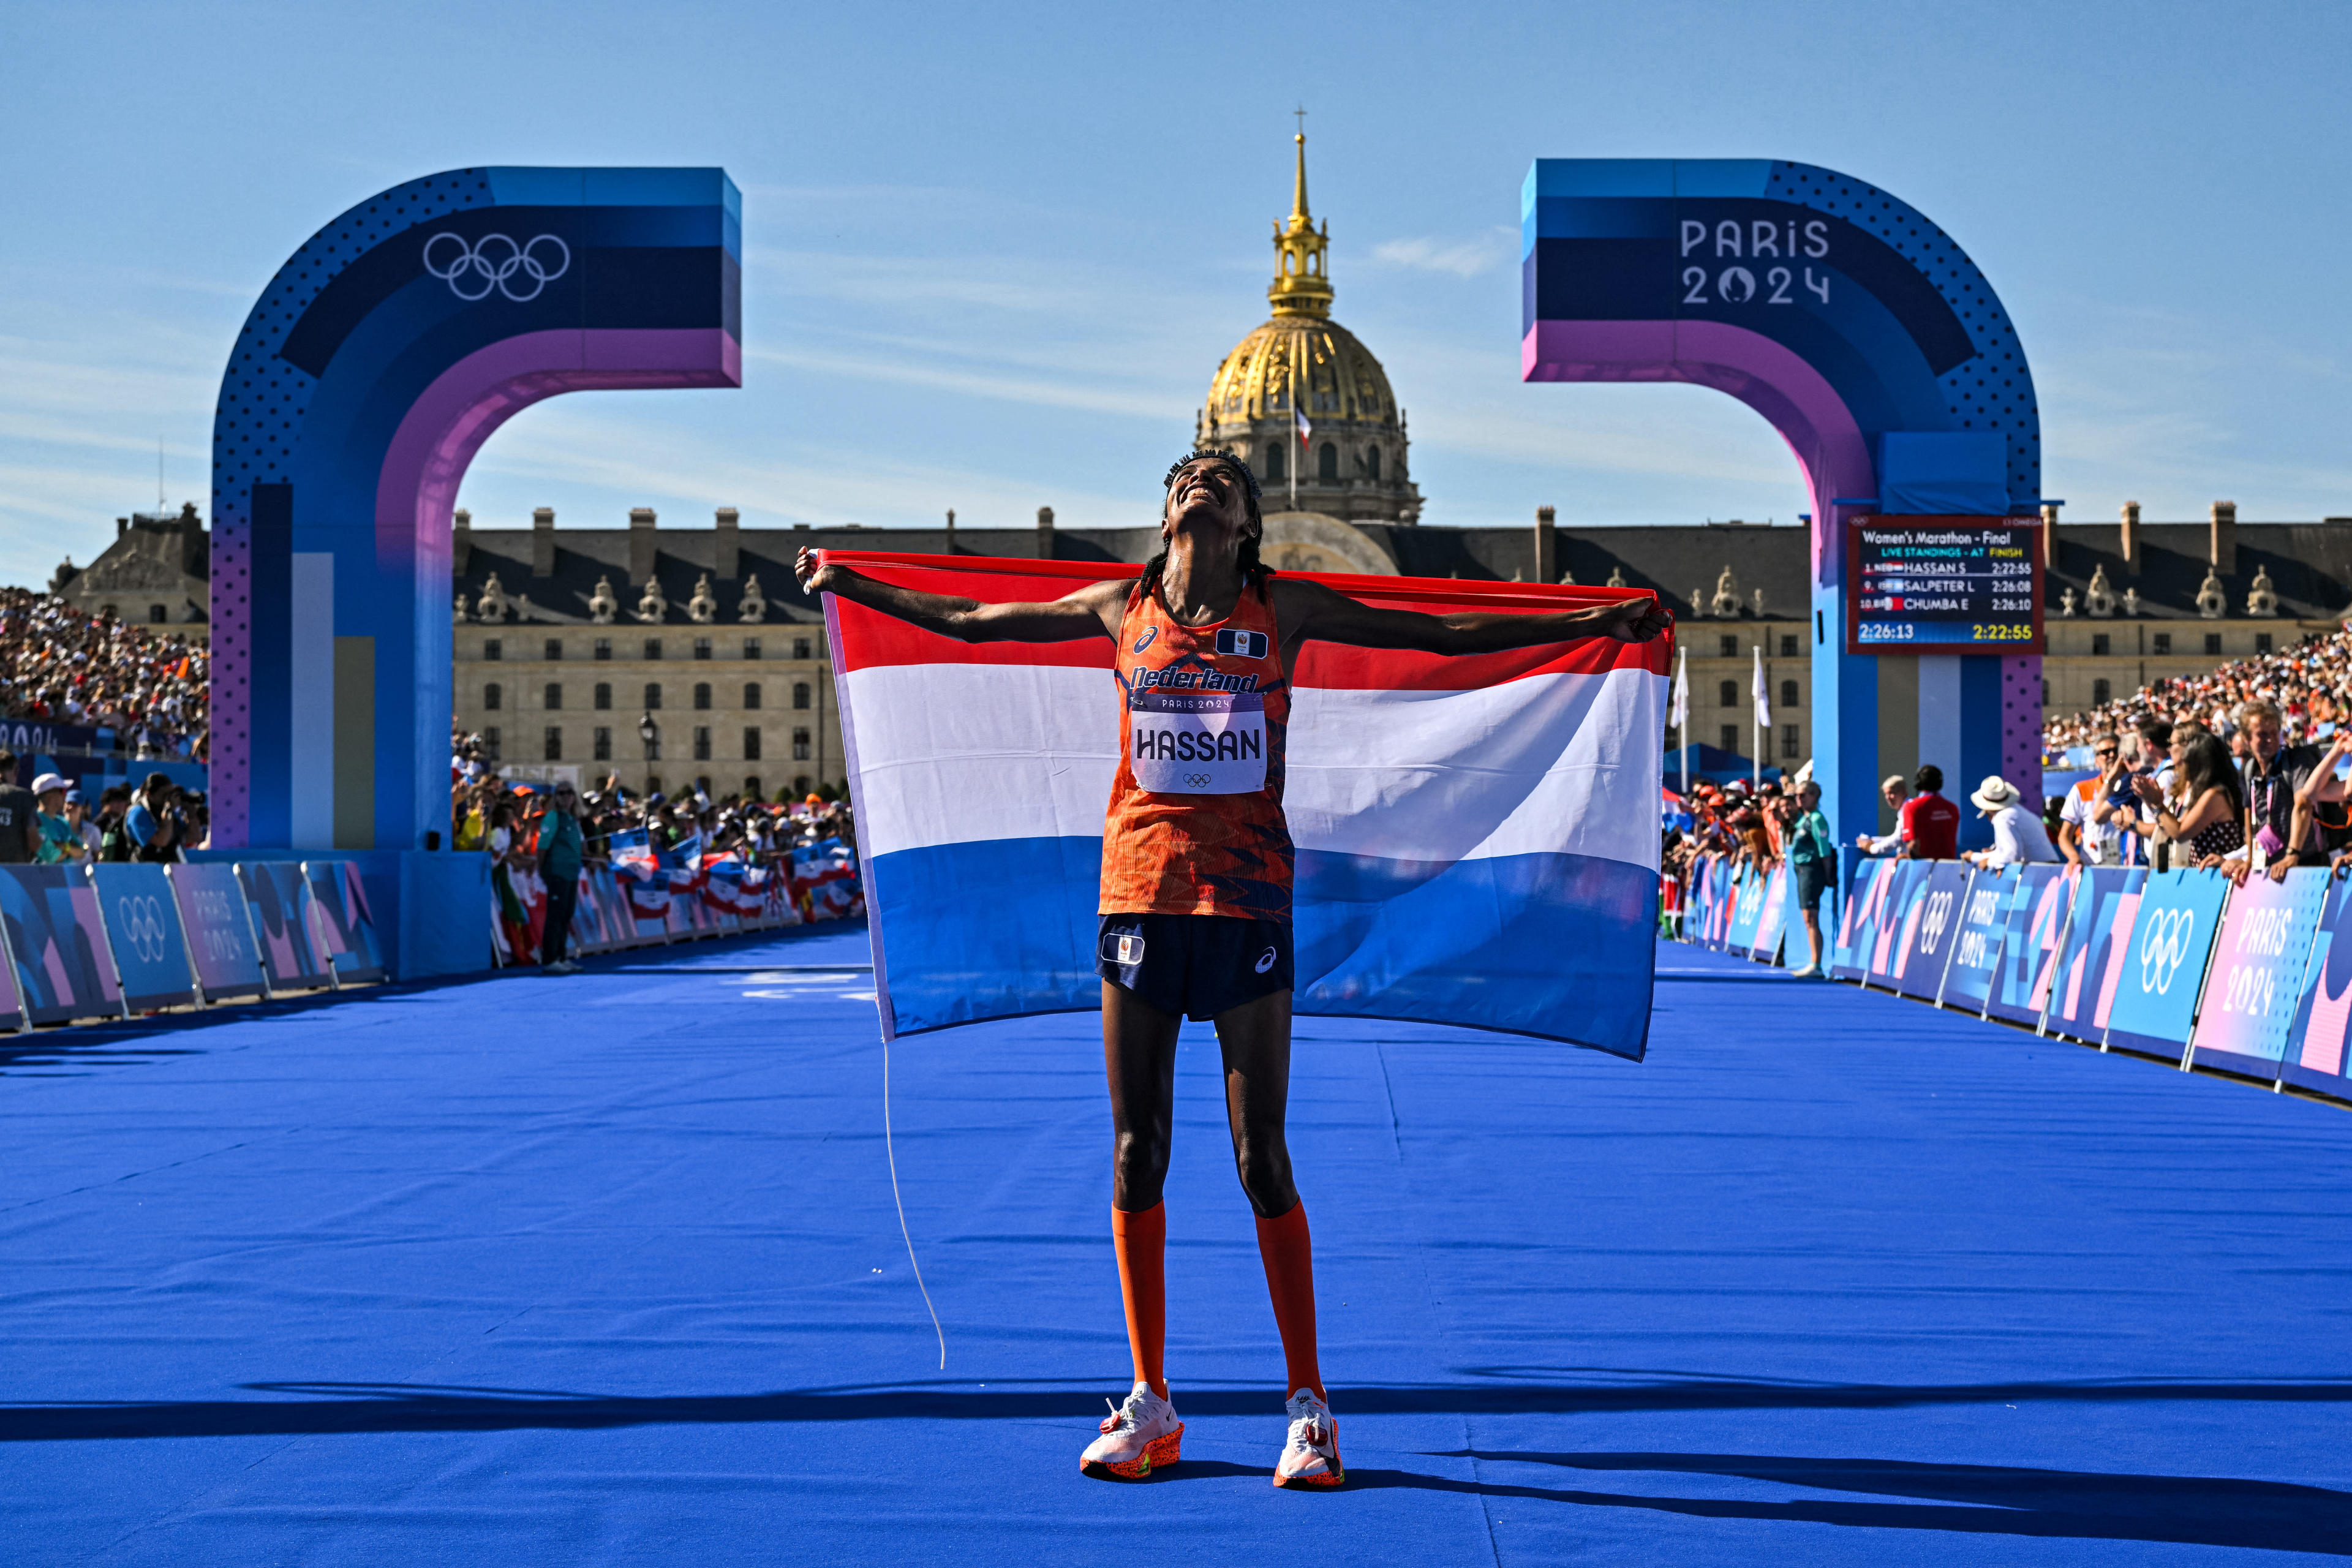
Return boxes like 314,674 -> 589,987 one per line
2,1 -> 2346,586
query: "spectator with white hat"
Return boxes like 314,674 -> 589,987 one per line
1962,775 -> 2060,870
31,772 -> 85,864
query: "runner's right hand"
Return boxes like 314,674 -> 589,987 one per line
794,548 -> 840,597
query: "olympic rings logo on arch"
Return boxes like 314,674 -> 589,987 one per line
2138,907 -> 2198,995
422,233 -> 571,302
115,894 -> 171,964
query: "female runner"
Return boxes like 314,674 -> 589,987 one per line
796,451 -> 1668,1488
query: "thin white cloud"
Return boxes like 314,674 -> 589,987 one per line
1369,228 -> 1515,279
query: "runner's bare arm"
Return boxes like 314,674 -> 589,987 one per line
1268,576 -> 1672,657
794,549 -> 1127,643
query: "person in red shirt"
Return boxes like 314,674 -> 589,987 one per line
1899,764 -> 1962,859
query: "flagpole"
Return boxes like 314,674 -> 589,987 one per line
1677,645 -> 1689,802
1752,644 -> 1762,791
1288,362 -> 1299,512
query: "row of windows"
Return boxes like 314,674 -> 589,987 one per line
477,635 -> 816,662
475,726 -> 815,763
1258,442 -> 1382,484
2081,631 -> 2255,658
479,682 -> 813,712
1709,679 -> 1804,710
1716,635 -> 1807,659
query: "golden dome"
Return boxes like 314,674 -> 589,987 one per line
1205,316 -> 1398,431
1196,126 -> 1420,524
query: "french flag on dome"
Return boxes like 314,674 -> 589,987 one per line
821,552 -> 1669,1058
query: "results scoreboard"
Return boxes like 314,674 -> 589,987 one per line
1845,516 -> 2043,655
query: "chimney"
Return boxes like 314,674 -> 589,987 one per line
116,516 -> 128,539
630,507 -> 658,586
944,508 -> 956,554
2119,501 -> 2139,573
1037,505 -> 1055,560
714,507 -> 739,580
2040,503 -> 2059,570
2211,500 -> 2237,575
453,508 -> 472,574
1534,505 -> 1557,584
531,507 -> 555,578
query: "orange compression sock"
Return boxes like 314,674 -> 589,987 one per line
1112,1203 -> 1167,1400
1254,1200 -> 1326,1403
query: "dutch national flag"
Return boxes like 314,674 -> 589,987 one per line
822,552 -> 1670,1058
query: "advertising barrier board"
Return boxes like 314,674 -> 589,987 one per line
1746,865 -> 1789,965
1985,865 -> 2076,1027
0,865 -> 124,1025
2103,869 -> 2231,1060
1937,868 -> 2010,1012
301,862 -> 387,985
1724,865 -> 1766,956
236,861 -> 332,993
1830,859 -> 1896,981
2187,869 -> 2330,1077
167,863 -> 267,1001
2043,867 -> 2144,1044
2283,876 -> 2352,1096
89,863 -> 197,1012
1869,862 -> 1932,986
1893,861 -> 1971,1001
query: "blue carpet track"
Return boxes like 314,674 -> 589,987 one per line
6,930 -> 2352,1564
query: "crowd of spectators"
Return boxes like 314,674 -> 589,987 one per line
0,748 -> 205,867
0,587 -> 208,758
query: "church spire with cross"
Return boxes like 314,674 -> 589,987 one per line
1268,112 -> 1333,319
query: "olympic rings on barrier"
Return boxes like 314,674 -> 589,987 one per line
115,894 -> 169,964
422,233 -> 571,303
1919,889 -> 1954,951
2139,907 -> 2197,995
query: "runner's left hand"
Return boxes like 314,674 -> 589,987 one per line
1594,594 -> 1674,643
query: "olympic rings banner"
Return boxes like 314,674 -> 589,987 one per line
2188,869 -> 2330,1077
1868,862 -> 1932,986
91,863 -> 198,1013
1937,868 -> 2012,1014
2103,868 -> 2231,1060
1724,865 -> 1768,956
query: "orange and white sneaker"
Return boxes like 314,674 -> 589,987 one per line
1079,1383 -> 1183,1481
1272,1388 -> 1344,1488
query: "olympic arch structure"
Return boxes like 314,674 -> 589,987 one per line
1523,159 -> 2043,854
209,167 -> 740,867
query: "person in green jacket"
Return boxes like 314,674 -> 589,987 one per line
537,783 -> 587,974
1784,779 -> 1836,977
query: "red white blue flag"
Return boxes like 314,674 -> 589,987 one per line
821,552 -> 1669,1057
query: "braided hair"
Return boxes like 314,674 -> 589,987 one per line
1142,448 -> 1271,600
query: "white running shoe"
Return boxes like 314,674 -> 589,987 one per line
1786,963 -> 1820,978
1079,1382 -> 1183,1481
1273,1387 -> 1344,1488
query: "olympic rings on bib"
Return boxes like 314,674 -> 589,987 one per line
422,233 -> 571,303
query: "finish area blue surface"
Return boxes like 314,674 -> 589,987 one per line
7,933 -> 2352,1563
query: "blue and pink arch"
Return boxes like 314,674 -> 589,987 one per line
209,166 -> 740,857
1523,158 -> 2042,852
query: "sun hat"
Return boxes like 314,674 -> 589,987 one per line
31,772 -> 67,796
1970,775 -> 2021,812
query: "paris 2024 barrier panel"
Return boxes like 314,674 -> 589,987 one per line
210,167 -> 742,856
1523,160 -> 2045,856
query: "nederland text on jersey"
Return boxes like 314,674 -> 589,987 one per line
821,552 -> 1670,1057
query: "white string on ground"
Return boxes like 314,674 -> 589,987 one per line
883,1034 -> 946,1369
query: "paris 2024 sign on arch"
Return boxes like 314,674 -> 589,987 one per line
1522,159 -> 2044,853
209,167 -> 741,853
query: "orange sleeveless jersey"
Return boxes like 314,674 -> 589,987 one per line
1098,576 -> 1294,921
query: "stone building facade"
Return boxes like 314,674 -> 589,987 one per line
48,504 -> 213,636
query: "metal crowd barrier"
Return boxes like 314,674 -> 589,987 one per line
1672,856 -> 2352,1098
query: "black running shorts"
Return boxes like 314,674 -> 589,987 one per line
1096,913 -> 1294,1022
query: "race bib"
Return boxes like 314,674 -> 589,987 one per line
1129,690 -> 1267,794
